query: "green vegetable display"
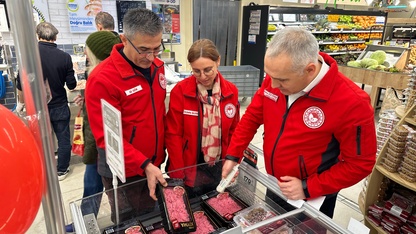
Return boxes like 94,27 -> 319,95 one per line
360,58 -> 379,68
347,60 -> 361,68
369,50 -> 387,65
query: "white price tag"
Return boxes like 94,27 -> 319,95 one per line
102,99 -> 126,183
237,170 -> 256,192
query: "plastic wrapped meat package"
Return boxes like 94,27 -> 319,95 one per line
145,221 -> 167,234
102,218 -> 147,234
157,179 -> 196,233
204,191 -> 246,223
233,203 -> 293,234
125,226 -> 144,234
193,211 -> 217,234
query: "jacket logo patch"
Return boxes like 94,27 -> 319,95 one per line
303,106 -> 325,129
125,85 -> 142,96
264,90 -> 278,102
224,103 -> 236,118
183,110 -> 198,116
159,73 -> 167,90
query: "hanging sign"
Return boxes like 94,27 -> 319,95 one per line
67,0 -> 103,33
33,0 -> 50,23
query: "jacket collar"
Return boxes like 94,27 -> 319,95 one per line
305,52 -> 339,102
182,72 -> 233,99
38,41 -> 57,48
111,43 -> 164,79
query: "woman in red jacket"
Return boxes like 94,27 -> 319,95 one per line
165,39 -> 240,197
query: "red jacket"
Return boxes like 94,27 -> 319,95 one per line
226,53 -> 376,198
85,44 -> 166,178
165,73 -> 240,186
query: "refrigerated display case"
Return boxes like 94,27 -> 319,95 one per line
240,4 -> 388,86
69,158 -> 352,233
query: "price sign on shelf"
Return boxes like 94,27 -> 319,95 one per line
102,99 -> 126,183
237,170 -> 256,193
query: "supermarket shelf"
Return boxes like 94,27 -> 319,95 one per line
376,165 -> 416,192
327,51 -> 363,55
395,105 -> 416,126
364,216 -> 387,234
269,21 -> 315,24
312,30 -> 383,34
318,40 -> 366,45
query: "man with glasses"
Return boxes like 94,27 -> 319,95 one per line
85,8 -> 167,222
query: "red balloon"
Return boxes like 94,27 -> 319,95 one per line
0,104 -> 45,233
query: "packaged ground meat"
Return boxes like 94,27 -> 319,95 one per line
383,193 -> 413,222
125,226 -> 144,234
145,221 -> 167,234
102,218 -> 147,234
193,211 -> 217,234
233,203 -> 292,234
157,178 -> 196,233
401,224 -> 416,234
201,190 -> 247,226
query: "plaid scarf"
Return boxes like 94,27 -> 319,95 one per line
197,76 -> 221,164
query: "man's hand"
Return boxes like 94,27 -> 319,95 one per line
221,160 -> 238,179
144,163 -> 167,201
73,94 -> 84,106
277,176 -> 305,200
15,102 -> 25,114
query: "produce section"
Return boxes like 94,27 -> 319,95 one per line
241,5 -> 388,85
267,12 -> 386,65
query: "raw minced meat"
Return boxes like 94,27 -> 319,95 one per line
206,193 -> 243,216
163,186 -> 190,222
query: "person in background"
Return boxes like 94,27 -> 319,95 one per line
165,39 -> 240,197
72,12 -> 121,211
95,11 -> 117,34
16,22 -> 76,181
85,8 -> 167,222
221,27 -> 376,218
81,31 -> 121,216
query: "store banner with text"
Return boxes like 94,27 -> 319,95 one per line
67,0 -> 103,33
115,0 -> 181,43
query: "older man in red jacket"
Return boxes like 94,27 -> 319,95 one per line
222,27 -> 376,218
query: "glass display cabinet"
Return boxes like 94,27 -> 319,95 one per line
70,160 -> 352,234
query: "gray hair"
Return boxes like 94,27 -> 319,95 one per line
122,8 -> 163,39
95,12 -> 115,30
36,22 -> 59,41
266,27 -> 319,74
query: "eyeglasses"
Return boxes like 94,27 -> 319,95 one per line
191,67 -> 215,77
125,36 -> 164,58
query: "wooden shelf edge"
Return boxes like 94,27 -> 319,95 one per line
375,165 -> 416,192
364,216 -> 387,234
358,191 -> 365,214
395,105 -> 416,126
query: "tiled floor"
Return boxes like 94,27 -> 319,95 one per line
27,87 -> 374,233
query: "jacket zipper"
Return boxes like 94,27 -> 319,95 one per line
270,110 -> 289,175
299,155 -> 308,179
149,67 -> 159,159
270,95 -> 299,175
129,126 -> 137,144
356,126 -> 361,155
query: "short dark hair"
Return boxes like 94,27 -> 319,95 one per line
95,12 -> 115,30
122,8 -> 163,39
36,22 -> 59,41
